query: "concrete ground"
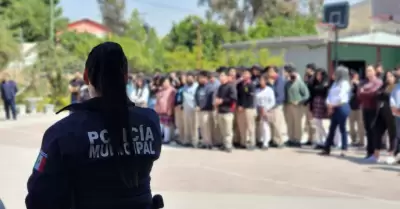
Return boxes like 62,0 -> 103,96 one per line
0,114 -> 399,209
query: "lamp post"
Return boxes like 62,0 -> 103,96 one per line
194,21 -> 202,69
49,0 -> 54,43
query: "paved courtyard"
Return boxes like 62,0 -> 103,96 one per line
0,114 -> 399,209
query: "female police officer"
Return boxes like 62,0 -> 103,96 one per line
25,42 -> 162,209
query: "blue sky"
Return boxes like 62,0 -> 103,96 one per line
59,0 -> 363,36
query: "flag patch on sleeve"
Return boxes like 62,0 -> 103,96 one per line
34,151 -> 48,172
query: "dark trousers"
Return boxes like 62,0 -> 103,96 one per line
395,118 -> 400,156
376,106 -> 397,153
324,104 -> 350,152
3,99 -> 17,120
363,109 -> 381,157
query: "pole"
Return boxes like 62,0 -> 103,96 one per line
333,28 -> 339,68
196,23 -> 202,69
17,28 -> 24,80
49,0 -> 54,43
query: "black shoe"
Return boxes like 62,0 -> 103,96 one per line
314,144 -> 324,150
304,140 -> 313,146
214,144 -> 223,149
318,151 -> 330,156
233,142 -> 241,148
269,141 -> 279,148
287,140 -> 302,148
183,143 -> 192,147
256,141 -> 264,148
222,147 -> 232,153
246,145 -> 256,151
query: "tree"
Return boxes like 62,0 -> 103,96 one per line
58,32 -> 103,60
2,0 -> 68,42
247,15 -> 317,39
198,0 -> 300,32
164,16 -> 246,62
97,0 -> 126,35
0,20 -> 19,70
32,41 -> 83,103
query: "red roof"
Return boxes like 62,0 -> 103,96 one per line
67,18 -> 110,33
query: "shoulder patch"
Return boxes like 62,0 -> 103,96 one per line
34,151 -> 48,172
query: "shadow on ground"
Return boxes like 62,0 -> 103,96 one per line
369,166 -> 400,173
295,148 -> 389,166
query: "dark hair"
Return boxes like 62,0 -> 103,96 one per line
85,42 -> 136,187
265,65 -> 278,73
284,64 -> 296,73
261,73 -> 269,82
186,72 -> 195,77
384,70 -> 398,83
159,76 -> 170,85
306,63 -> 316,71
198,70 -> 209,78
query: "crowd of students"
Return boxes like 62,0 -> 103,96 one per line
69,63 -> 400,165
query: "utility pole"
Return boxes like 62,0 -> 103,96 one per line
196,23 -> 202,69
49,0 -> 54,43
17,28 -> 24,80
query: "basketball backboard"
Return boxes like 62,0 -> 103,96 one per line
372,0 -> 400,22
323,1 -> 350,30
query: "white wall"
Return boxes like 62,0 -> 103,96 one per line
268,45 -> 328,76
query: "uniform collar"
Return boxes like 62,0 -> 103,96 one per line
56,97 -> 135,114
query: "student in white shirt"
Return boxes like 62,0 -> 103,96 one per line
320,66 -> 351,156
255,74 -> 276,149
129,76 -> 150,107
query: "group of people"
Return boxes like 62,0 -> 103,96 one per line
69,63 -> 400,165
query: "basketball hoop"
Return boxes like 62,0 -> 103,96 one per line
316,22 -> 335,42
371,14 -> 400,34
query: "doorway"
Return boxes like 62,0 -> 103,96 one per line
332,60 -> 366,78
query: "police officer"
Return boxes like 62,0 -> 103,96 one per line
26,42 -> 162,209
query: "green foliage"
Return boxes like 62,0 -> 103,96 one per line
58,32 -> 103,60
98,0 -> 126,35
248,16 -> 317,39
2,0 -> 68,42
1,0 -> 323,102
0,21 -> 19,70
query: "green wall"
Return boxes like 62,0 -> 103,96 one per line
380,47 -> 400,70
330,44 -> 400,70
330,44 -> 377,64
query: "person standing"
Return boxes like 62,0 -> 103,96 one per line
236,69 -> 257,149
266,66 -> 286,147
303,63 -> 317,145
348,71 -> 365,147
255,74 -> 276,150
376,71 -> 397,164
154,77 -> 176,144
215,70 -> 237,152
390,79 -> 400,164
319,66 -> 351,156
283,65 -> 310,147
129,76 -> 150,107
182,72 -> 199,147
195,71 -> 214,149
1,73 -> 18,120
69,72 -> 84,104
358,65 -> 383,161
174,73 -> 187,144
209,72 -> 221,146
309,68 -> 330,149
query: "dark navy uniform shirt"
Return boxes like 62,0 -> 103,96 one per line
26,98 -> 162,209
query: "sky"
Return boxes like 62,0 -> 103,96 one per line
59,0 -> 364,36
